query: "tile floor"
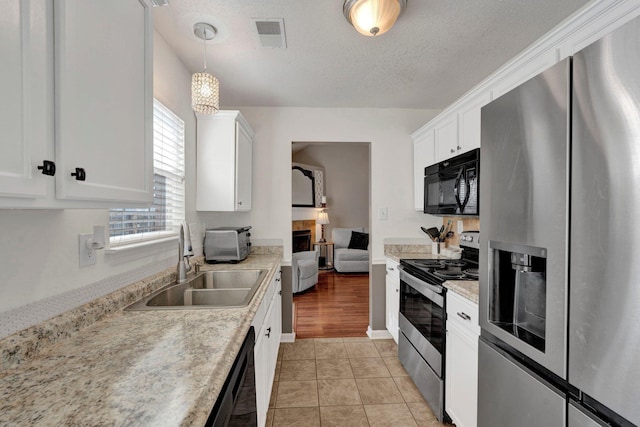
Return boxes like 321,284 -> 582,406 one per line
266,337 -> 454,427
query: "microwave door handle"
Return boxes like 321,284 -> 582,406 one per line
454,168 -> 464,211
462,169 -> 472,209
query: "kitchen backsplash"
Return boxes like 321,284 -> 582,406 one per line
444,216 -> 480,247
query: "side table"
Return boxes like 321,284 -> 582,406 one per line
313,241 -> 334,270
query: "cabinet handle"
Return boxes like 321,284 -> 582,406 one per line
265,327 -> 271,338
37,160 -> 56,176
71,168 -> 86,181
457,312 -> 471,321
238,201 -> 242,205
450,148 -> 455,153
279,290 -> 282,295
457,146 -> 462,150
396,288 -> 399,293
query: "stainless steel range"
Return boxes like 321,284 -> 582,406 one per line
398,231 -> 479,422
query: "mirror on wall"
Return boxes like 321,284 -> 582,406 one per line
292,165 -> 316,207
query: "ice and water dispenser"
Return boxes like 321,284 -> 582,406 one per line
488,241 -> 547,352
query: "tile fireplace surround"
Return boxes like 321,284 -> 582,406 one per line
292,220 -> 317,246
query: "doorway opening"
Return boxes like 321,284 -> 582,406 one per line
291,141 -> 371,339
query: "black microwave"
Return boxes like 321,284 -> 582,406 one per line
424,148 -> 479,216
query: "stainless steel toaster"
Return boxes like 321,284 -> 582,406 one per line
204,226 -> 251,263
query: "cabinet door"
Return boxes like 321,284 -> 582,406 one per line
413,130 -> 434,211
434,115 -> 459,162
254,325 -> 269,427
458,91 -> 491,155
235,121 -> 252,211
54,0 -> 153,204
0,1 -> 53,199
385,260 -> 400,343
446,322 -> 478,427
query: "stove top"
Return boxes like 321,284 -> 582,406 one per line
400,231 -> 480,286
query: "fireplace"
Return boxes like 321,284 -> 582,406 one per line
292,230 -> 311,253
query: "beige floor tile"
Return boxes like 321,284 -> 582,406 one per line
276,380 -> 319,408
266,408 -> 275,427
269,381 -> 278,408
317,379 -> 362,406
356,377 -> 404,404
314,337 -> 344,343
281,340 -> 316,360
274,359 -> 281,381
407,401 -> 450,427
315,342 -> 348,359
364,403 -> 418,427
345,341 -> 379,358
373,339 -> 398,357
342,337 -> 371,342
394,376 -> 426,403
279,359 -> 317,381
320,405 -> 369,427
350,357 -> 391,378
383,356 -> 409,377
316,358 -> 354,380
272,407 -> 320,427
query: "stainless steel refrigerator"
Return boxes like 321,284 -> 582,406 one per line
478,14 -> 640,427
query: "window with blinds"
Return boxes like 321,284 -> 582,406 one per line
109,99 -> 185,245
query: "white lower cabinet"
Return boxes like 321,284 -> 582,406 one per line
445,291 -> 479,427
385,258 -> 400,343
253,267 -> 281,427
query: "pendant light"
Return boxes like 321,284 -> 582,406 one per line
192,22 -> 219,115
343,0 -> 407,37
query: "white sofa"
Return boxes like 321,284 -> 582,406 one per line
332,227 -> 369,273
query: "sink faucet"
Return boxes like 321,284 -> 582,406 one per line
177,222 -> 193,283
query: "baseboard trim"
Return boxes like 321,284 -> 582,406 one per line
280,332 -> 296,343
366,326 -> 392,340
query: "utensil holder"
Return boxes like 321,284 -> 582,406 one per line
432,242 -> 445,254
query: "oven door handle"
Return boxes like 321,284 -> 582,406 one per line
399,267 -> 444,307
454,168 -> 465,212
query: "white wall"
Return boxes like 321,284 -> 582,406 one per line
198,107 -> 443,264
0,30 -> 197,335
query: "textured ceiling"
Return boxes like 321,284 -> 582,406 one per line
153,0 -> 591,109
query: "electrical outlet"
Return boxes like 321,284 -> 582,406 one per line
79,233 -> 97,267
457,220 -> 464,234
378,207 -> 388,221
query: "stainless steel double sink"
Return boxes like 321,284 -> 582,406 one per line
125,269 -> 267,311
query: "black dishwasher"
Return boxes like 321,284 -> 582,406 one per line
205,327 -> 257,427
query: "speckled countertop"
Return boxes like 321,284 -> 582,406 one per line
0,253 -> 282,426
384,244 -> 479,304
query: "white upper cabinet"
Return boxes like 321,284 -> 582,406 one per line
434,115 -> 459,163
457,91 -> 492,154
0,1 -> 53,200
412,128 -> 434,211
54,0 -> 153,204
196,111 -> 254,212
0,0 -> 153,208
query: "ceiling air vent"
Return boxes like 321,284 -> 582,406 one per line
252,18 -> 287,49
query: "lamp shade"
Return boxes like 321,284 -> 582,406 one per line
317,210 -> 330,225
192,72 -> 219,114
343,0 -> 407,37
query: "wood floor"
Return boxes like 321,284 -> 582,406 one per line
293,270 -> 369,339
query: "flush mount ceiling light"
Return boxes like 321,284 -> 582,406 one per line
343,0 -> 407,37
192,22 -> 219,115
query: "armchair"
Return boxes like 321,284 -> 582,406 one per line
292,250 -> 320,293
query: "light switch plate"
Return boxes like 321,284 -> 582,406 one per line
378,207 -> 388,221
79,233 -> 97,267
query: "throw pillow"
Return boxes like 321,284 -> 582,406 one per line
348,231 -> 369,250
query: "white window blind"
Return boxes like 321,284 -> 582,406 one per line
109,99 -> 185,245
